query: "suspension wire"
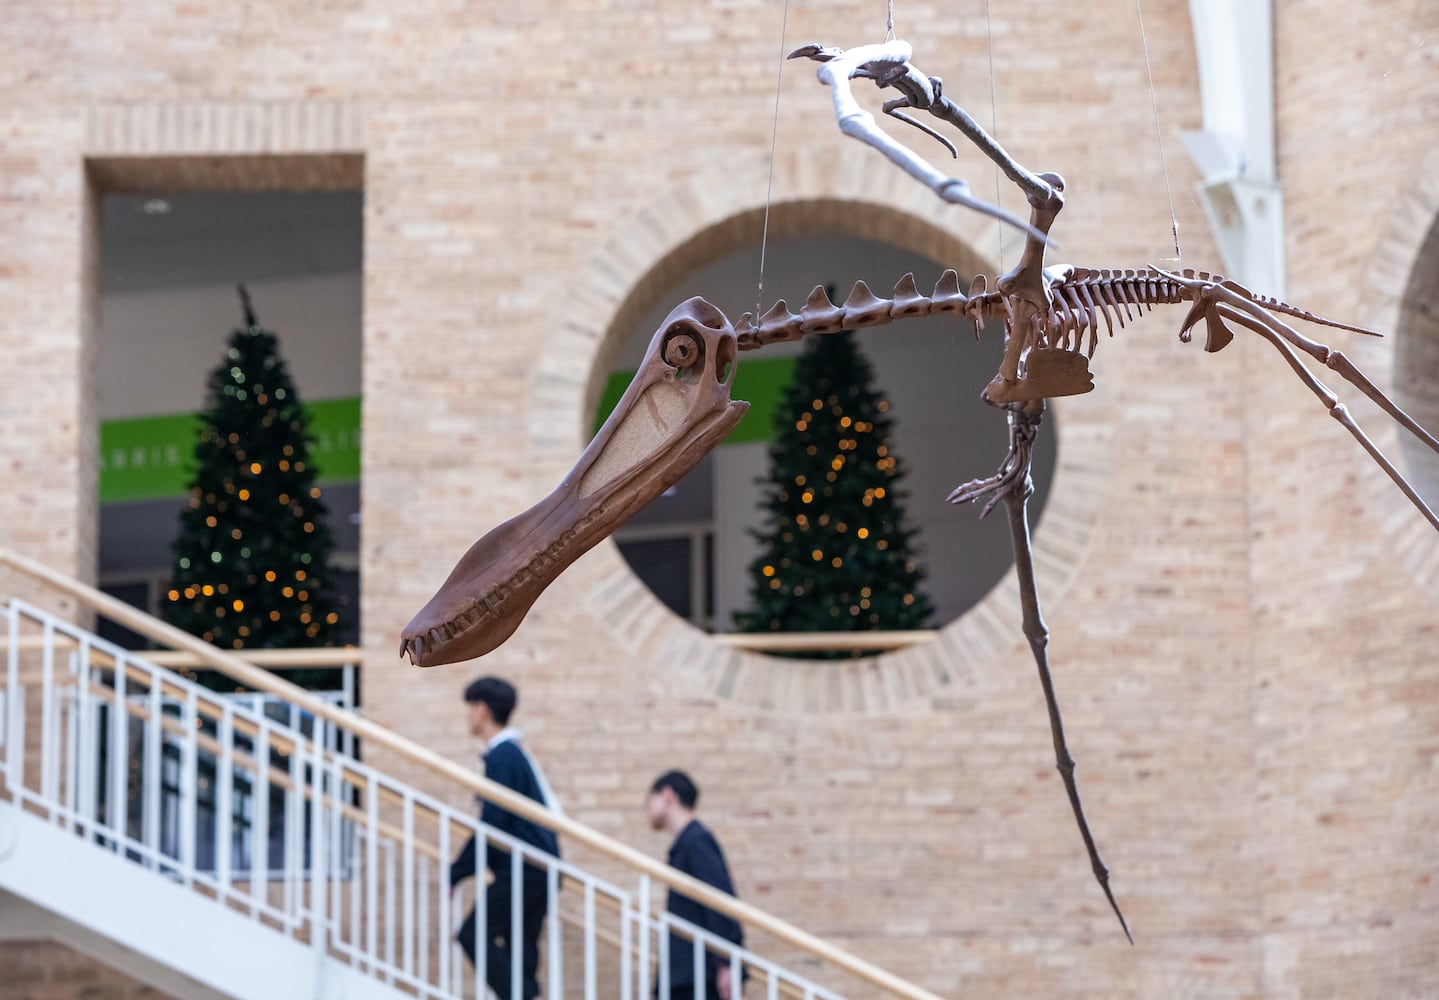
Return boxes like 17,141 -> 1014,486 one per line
984,0 -> 1003,271
756,0 -> 793,321
886,0 -> 895,40
1136,0 -> 1182,261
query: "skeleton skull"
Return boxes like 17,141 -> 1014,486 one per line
400,297 -> 748,666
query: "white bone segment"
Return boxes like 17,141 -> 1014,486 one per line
790,40 -> 1045,240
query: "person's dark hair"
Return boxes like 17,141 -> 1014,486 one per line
650,770 -> 699,809
463,676 -> 517,725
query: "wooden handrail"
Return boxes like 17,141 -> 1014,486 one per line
143,646 -> 360,669
9,632 -> 938,661
0,548 -> 943,1000
711,630 -> 936,653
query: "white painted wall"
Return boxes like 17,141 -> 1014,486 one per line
100,271 -> 363,421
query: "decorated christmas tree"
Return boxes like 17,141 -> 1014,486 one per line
166,287 -> 340,656
735,328 -> 933,636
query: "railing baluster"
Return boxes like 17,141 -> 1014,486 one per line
658,912 -> 671,1000
384,837 -> 397,980
329,742 -> 344,953
4,605 -> 21,793
40,620 -> 56,812
310,718 -> 328,951
452,876 -> 467,1000
548,865 -> 563,1000
62,650 -> 78,832
179,688 -> 197,885
251,716 -> 270,917
143,668 -> 161,870
349,819 -> 362,967
366,773 -> 379,972
618,883 -> 631,1000
285,734 -> 303,929
438,809 -> 452,997
693,932 -> 705,1000
475,827 -> 486,1000
76,637 -> 94,837
512,849 -> 524,1000
403,793 -> 416,976
341,661 -> 355,759
584,880 -> 597,1000
216,702 -> 234,894
638,874 -> 652,1000
418,852 -> 430,987
108,651 -> 127,853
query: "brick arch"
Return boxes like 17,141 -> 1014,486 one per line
536,149 -> 1114,713
1357,146 -> 1439,595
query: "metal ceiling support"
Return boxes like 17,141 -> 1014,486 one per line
1182,0 -> 1285,297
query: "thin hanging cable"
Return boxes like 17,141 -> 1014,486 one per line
756,0 -> 793,322
886,0 -> 895,40
984,0 -> 1003,271
1136,0 -> 1182,261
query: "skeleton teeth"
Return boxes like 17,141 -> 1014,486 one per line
839,280 -> 891,329
890,273 -> 930,318
798,285 -> 844,334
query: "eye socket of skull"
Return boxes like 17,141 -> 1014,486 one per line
662,327 -> 705,373
714,331 -> 736,384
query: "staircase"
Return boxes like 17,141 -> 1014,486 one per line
0,551 -> 942,1000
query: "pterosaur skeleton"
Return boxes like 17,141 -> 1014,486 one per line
402,40 -> 1439,941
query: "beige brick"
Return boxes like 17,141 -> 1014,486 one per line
1,1 -> 1437,997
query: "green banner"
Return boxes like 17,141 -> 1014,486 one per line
593,355 -> 796,443
102,360 -> 795,505
100,397 -> 362,504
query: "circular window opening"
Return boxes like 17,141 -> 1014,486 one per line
593,232 -> 1057,651
1397,215 -> 1439,505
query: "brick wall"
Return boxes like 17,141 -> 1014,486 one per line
0,1 -> 1435,996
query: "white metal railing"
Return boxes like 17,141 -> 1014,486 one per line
0,547 -> 945,1000
0,597 -> 857,1000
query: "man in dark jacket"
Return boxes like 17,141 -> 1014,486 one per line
647,770 -> 745,1000
451,676 -> 561,1000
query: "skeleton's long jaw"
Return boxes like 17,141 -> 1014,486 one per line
401,298 -> 748,667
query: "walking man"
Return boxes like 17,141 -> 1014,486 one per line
451,676 -> 561,1000
647,770 -> 745,1000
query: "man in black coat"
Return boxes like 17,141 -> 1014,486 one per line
647,770 -> 745,1000
451,676 -> 561,1000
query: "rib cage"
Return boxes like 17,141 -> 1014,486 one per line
734,266 -> 1380,357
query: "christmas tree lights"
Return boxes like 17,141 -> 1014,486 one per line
166,286 -> 340,660
735,328 -> 932,639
